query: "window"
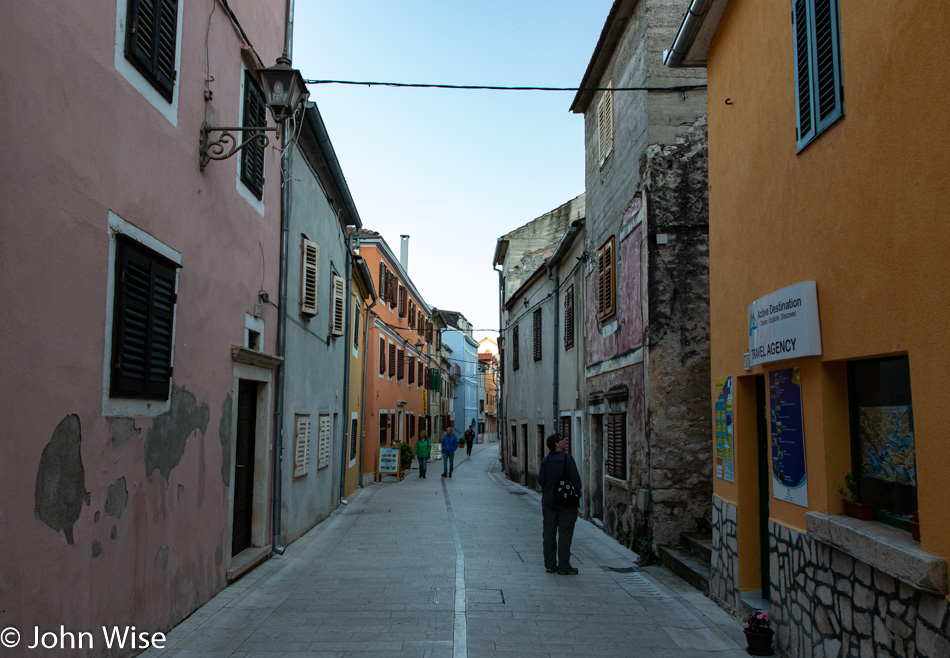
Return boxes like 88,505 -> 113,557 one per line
111,236 -> 178,400
388,273 -> 397,309
300,237 -> 319,316
512,325 -> 520,371
397,349 -> 405,380
379,414 -> 388,445
426,322 -> 433,344
330,274 -> 345,336
293,414 -> 312,478
124,0 -> 179,101
418,312 -> 425,336
317,414 -> 331,469
793,0 -> 844,151
598,237 -> 616,321
564,285 -> 575,350
418,360 -> 424,387
379,337 -> 386,375
353,303 -> 360,349
606,413 -> 626,479
511,424 -> 518,457
847,356 -> 917,525
479,400 -> 485,413
349,416 -> 358,461
388,343 -> 396,377
398,286 -> 407,317
408,356 -> 415,384
598,82 -> 614,166
378,263 -> 388,303
240,71 -> 267,200
533,309 -> 542,362
559,416 -> 572,453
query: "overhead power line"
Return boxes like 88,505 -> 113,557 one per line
305,79 -> 707,93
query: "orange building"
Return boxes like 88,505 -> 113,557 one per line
357,233 -> 440,482
667,1 -> 950,654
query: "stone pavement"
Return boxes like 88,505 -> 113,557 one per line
141,442 -> 748,657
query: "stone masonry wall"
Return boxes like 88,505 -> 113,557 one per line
711,496 -> 740,612
770,521 -> 950,657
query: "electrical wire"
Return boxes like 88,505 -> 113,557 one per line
305,79 -> 707,93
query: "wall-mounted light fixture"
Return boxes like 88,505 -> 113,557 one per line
199,57 -> 309,170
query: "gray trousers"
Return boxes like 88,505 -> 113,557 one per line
542,505 -> 578,569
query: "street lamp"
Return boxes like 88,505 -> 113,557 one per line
199,56 -> 309,170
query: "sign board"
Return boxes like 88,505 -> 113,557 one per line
748,281 -> 821,366
422,390 -> 428,414
713,376 -> 734,482
378,447 -> 399,475
769,367 -> 808,507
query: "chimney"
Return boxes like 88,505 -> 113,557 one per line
400,235 -> 409,272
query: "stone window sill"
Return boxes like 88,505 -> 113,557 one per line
806,512 -> 947,596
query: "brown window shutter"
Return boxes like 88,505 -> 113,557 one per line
533,309 -> 542,361
398,286 -> 407,317
426,322 -> 433,344
408,301 -> 415,329
388,343 -> 396,377
598,238 -> 616,321
397,349 -> 404,380
559,416 -> 571,453
379,263 -> 387,302
408,356 -> 415,384
379,338 -> 386,375
606,413 -> 626,479
418,360 -> 424,385
564,285 -> 574,350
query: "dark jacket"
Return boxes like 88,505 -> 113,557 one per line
537,451 -> 582,508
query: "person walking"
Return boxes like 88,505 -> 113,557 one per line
415,431 -> 431,478
441,426 -> 458,478
537,433 -> 582,575
464,427 -> 474,456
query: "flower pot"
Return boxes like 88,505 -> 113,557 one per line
743,628 -> 774,656
909,520 -> 920,541
843,500 -> 875,521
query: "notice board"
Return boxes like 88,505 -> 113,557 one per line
378,447 -> 399,476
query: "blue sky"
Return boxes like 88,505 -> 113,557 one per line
292,1 -> 614,337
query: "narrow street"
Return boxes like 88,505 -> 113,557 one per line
141,443 -> 746,657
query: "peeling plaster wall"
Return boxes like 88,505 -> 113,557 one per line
1,0 -> 286,647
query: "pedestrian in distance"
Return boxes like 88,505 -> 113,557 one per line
465,427 -> 474,456
415,431 -> 431,478
441,426 -> 458,477
537,433 -> 582,575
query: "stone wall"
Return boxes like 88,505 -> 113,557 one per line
710,496 -> 740,611
770,520 -> 950,657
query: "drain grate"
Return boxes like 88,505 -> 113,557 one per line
508,491 -> 527,495
603,565 -> 641,573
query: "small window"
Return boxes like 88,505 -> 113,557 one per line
330,274 -> 345,336
598,82 -> 614,166
317,414 -> 331,470
111,236 -> 179,400
124,0 -> 179,101
533,309 -> 542,362
847,356 -> 917,525
240,71 -> 267,200
559,416 -> 572,453
564,285 -> 575,350
598,237 -> 616,321
512,325 -> 520,371
293,414 -> 312,478
793,0 -> 844,151
606,413 -> 626,479
300,237 -> 319,316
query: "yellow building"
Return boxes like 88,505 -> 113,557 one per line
667,1 -> 950,654
345,257 -> 377,498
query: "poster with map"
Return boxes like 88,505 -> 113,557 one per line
714,376 -> 734,482
858,406 -> 916,486
769,367 -> 808,507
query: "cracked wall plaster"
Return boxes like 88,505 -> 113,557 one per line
219,393 -> 232,487
104,477 -> 128,518
34,414 -> 90,544
145,386 -> 210,481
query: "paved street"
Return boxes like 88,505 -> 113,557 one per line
142,443 -> 747,657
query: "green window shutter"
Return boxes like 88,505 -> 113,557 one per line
240,71 -> 267,199
794,0 -> 844,151
125,0 -> 179,101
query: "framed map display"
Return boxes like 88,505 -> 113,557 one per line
857,406 -> 916,486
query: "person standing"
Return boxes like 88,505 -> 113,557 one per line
415,431 -> 431,478
464,427 -> 475,456
441,426 -> 458,478
537,433 -> 582,575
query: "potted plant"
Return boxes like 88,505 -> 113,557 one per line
909,511 -> 920,541
742,610 -> 774,656
399,441 -> 415,473
838,473 -> 874,520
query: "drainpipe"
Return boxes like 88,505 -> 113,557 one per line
271,0 -> 297,557
338,227 -> 356,503
662,0 -> 713,67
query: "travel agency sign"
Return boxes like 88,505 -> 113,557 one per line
748,281 -> 821,366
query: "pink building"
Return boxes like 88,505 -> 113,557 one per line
1,0 -> 294,642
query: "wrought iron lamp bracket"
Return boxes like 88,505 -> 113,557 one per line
199,121 -> 279,170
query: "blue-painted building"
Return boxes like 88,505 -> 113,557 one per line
438,310 -> 479,433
